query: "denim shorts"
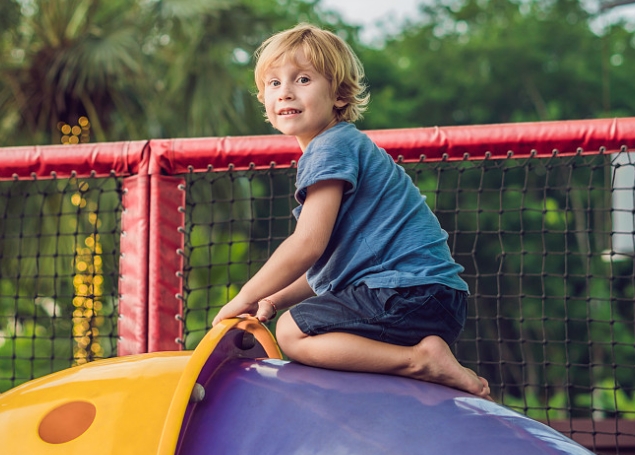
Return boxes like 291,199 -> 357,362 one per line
289,283 -> 467,347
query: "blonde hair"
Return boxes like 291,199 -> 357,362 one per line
254,23 -> 369,123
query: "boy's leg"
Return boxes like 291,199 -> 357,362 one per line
276,311 -> 490,398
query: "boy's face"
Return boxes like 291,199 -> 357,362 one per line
262,49 -> 346,151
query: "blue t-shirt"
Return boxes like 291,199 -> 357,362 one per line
293,122 -> 468,295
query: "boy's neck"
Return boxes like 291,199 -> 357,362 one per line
296,119 -> 343,152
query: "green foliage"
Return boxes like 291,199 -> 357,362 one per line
502,387 -> 570,420
181,169 -> 297,348
0,303 -> 74,391
575,378 -> 635,419
357,0 -> 635,129
407,153 -> 635,417
0,177 -> 121,391
0,0 -> 358,145
1,0 -> 634,141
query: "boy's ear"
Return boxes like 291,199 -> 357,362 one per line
334,98 -> 347,108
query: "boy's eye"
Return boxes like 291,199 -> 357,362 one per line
298,76 -> 310,83
269,80 -> 280,87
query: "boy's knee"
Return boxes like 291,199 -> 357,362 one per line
275,312 -> 306,356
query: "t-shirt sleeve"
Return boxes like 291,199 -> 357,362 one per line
294,134 -> 359,206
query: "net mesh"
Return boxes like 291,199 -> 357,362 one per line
0,175 -> 122,391
181,167 -> 298,348
181,150 -> 635,425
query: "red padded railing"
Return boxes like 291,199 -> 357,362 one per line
3,118 -> 633,181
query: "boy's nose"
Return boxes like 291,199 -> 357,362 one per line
278,83 -> 294,100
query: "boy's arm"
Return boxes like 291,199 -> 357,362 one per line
267,274 -> 315,309
254,274 -> 315,320
212,179 -> 344,325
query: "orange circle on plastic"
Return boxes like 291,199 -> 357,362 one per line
38,401 -> 96,444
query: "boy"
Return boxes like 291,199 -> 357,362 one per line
212,23 -> 490,399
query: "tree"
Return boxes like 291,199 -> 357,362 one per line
357,0 -> 635,130
0,0 -> 358,145
0,0 -> 146,144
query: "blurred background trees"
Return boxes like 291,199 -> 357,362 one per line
1,0 -> 633,145
0,0 -> 353,145
356,0 -> 635,128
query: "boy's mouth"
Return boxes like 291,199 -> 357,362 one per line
278,108 -> 301,115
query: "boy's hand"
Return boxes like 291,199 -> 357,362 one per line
255,299 -> 278,322
212,296 -> 279,326
212,296 -> 257,326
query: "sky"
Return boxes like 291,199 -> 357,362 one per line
318,0 -> 423,44
318,0 -> 420,27
318,0 -> 635,44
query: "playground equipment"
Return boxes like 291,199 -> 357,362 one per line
0,317 -> 593,454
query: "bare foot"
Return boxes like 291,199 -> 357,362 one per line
408,336 -> 491,399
